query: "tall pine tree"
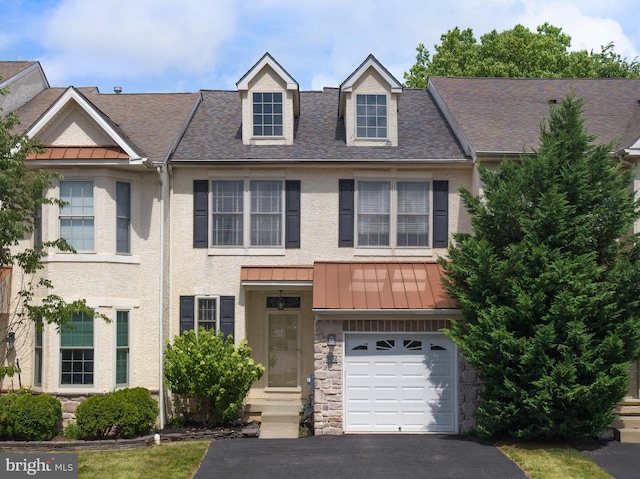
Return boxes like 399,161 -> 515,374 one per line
440,94 -> 640,440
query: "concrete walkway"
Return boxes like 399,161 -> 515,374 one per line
194,434 -> 527,479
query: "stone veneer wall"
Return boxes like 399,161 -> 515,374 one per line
313,318 -> 481,436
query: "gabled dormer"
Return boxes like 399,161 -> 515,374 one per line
24,86 -> 144,165
339,54 -> 402,147
237,53 -> 300,145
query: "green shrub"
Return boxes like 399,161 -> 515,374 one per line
164,329 -> 264,425
64,422 -> 82,440
75,388 -> 158,439
0,392 -> 61,441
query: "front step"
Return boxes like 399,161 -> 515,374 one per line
616,428 -> 640,443
613,401 -> 640,443
259,411 -> 300,439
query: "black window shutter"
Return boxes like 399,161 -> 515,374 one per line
433,180 -> 449,248
193,180 -> 208,248
285,180 -> 301,248
179,296 -> 195,335
339,179 -> 354,247
220,296 -> 235,339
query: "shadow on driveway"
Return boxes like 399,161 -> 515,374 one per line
581,440 -> 640,479
194,434 -> 527,479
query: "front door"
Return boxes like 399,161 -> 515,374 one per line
267,313 -> 299,388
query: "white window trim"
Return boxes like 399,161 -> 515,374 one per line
59,179 -> 96,253
195,295 -> 220,333
57,314 -> 98,391
114,309 -> 131,388
207,171 -> 286,256
354,93 -> 389,140
354,171 -> 434,256
251,91 -> 285,139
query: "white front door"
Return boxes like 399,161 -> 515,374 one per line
267,313 -> 299,388
344,333 -> 456,433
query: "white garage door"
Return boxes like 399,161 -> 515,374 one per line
344,333 -> 456,433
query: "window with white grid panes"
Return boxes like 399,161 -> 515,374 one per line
59,181 -> 94,251
357,180 -> 430,248
197,298 -> 217,331
356,94 -> 387,138
253,92 -> 283,136
60,313 -> 94,385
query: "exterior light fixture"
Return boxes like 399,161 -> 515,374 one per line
327,334 -> 336,347
277,290 -> 285,310
6,332 -> 15,350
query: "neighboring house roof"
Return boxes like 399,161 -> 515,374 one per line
0,61 -> 39,85
312,261 -> 457,310
428,77 -> 640,158
13,87 -> 200,162
171,87 -> 468,162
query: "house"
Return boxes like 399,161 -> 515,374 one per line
0,61 -> 200,425
167,53 -> 475,437
0,61 -> 49,115
3,57 -> 640,440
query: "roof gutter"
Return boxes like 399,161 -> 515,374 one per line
313,308 -> 462,315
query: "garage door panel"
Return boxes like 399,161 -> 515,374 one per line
345,333 -> 456,433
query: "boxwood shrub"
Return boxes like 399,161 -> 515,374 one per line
0,390 -> 62,441
75,387 -> 158,439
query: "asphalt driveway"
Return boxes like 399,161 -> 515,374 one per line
581,440 -> 640,479
194,434 -> 527,479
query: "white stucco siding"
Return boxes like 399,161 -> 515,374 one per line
40,106 -> 115,146
1,169 -> 162,394
344,68 -> 400,147
169,165 -> 473,345
241,66 -> 296,145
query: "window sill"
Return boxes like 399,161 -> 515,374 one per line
43,253 -> 142,264
264,387 -> 302,393
354,247 -> 433,257
208,247 -> 285,256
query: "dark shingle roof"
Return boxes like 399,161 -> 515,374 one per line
171,87 -> 468,162
428,77 -> 640,155
13,88 -> 199,161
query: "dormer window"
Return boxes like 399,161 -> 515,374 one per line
253,92 -> 283,137
237,53 -> 300,145
356,94 -> 387,139
339,54 -> 402,147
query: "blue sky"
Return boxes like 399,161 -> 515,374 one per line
3,0 -> 640,93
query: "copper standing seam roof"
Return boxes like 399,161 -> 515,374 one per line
27,146 -> 130,160
312,262 -> 457,310
241,263 -> 456,310
240,265 -> 314,282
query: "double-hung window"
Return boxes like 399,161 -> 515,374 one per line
116,182 -> 131,254
34,327 -> 43,388
357,179 -> 430,248
211,179 -> 283,247
356,94 -> 387,138
197,298 -> 217,331
116,311 -> 129,386
253,92 -> 283,136
60,181 -> 94,251
60,313 -> 94,386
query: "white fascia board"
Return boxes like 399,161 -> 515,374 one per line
237,54 -> 299,92
25,87 -> 142,160
340,56 -> 403,94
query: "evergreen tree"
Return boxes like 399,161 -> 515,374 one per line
440,94 -> 640,439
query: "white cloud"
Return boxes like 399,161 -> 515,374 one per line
40,0 -> 238,88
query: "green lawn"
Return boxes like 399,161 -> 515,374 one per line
498,442 -> 614,479
77,440 -> 211,479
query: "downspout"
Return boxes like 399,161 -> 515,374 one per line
156,165 -> 167,429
